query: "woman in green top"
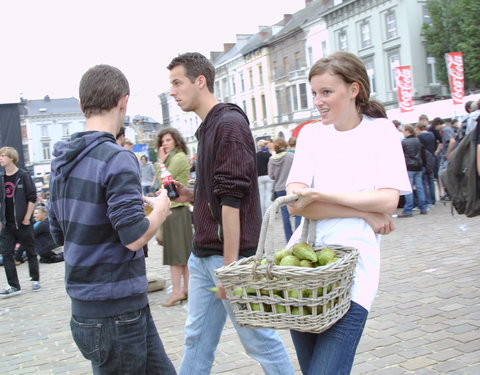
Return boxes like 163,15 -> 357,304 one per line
156,127 -> 193,307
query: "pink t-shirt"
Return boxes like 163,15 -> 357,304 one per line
286,116 -> 411,310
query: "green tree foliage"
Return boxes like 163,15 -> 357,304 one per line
423,0 -> 480,91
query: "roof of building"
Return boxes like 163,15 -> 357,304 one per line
25,96 -> 81,116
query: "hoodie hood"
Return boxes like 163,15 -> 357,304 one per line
51,131 -> 116,180
270,151 -> 287,165
195,103 -> 249,140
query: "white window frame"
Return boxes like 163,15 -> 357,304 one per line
385,11 -> 398,39
388,52 -> 400,90
360,21 -> 372,48
338,30 -> 348,51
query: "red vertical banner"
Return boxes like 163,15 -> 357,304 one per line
445,51 -> 464,105
395,66 -> 414,112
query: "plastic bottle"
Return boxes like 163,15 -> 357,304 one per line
159,164 -> 179,199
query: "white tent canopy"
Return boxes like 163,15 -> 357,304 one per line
386,93 -> 480,124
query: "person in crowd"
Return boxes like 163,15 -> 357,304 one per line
256,139 -> 273,216
466,99 -> 480,136
399,125 -> 428,217
0,146 -> 40,297
140,154 -> 156,195
155,127 -> 192,307
415,122 -> 437,206
451,119 -> 463,142
268,138 -> 301,242
115,125 -> 126,146
48,64 -> 176,374
123,138 -> 134,151
285,51 -> 410,374
167,52 -> 294,375
392,119 -> 404,140
433,117 -> 456,200
32,205 -> 64,263
288,136 -> 297,152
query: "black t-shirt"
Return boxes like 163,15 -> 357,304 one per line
4,171 -> 18,223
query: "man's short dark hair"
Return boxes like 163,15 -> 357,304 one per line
465,100 -> 473,114
79,65 -> 130,118
167,53 -> 215,93
431,117 -> 445,126
116,126 -> 126,140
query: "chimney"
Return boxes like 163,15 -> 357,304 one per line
283,14 -> 293,23
209,51 -> 223,62
305,0 -> 313,4
223,43 -> 235,52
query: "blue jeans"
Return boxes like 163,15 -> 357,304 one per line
179,254 -> 294,375
423,171 -> 436,205
290,301 -> 368,375
403,170 -> 427,214
70,304 -> 176,375
274,190 -> 302,242
258,175 -> 274,216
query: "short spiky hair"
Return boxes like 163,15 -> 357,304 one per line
79,64 -> 130,118
167,52 -> 215,93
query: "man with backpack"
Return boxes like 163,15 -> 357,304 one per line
416,122 -> 437,206
399,125 -> 428,217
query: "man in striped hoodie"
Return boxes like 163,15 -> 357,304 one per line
48,65 -> 176,374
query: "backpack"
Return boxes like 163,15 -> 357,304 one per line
440,124 -> 480,217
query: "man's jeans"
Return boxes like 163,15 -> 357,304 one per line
258,175 -> 273,216
423,171 -> 436,205
274,190 -> 301,242
290,301 -> 368,375
70,304 -> 176,375
403,170 -> 427,214
179,254 -> 295,375
0,223 -> 39,290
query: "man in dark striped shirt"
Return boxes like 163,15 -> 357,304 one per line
48,65 -> 176,374
167,53 -> 294,375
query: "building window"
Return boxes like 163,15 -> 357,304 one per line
299,83 -> 308,109
215,82 -> 220,96
426,56 -> 438,85
388,52 -> 400,89
360,21 -> 372,48
276,89 -> 282,115
272,61 -> 278,79
289,86 -> 299,112
338,30 -> 348,51
385,11 -> 398,39
42,142 -> 51,160
307,46 -> 313,67
422,5 -> 431,25
242,100 -> 247,113
62,123 -> 70,137
258,64 -> 264,86
251,97 -> 257,122
222,78 -> 228,98
363,58 -> 376,94
321,41 -> 327,57
240,73 -> 245,92
231,77 -> 236,95
283,57 -> 289,76
261,94 -> 267,120
294,51 -> 301,70
41,125 -> 48,137
248,68 -> 254,89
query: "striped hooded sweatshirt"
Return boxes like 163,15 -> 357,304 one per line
49,131 -> 149,318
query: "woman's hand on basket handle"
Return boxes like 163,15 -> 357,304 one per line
216,281 -> 227,300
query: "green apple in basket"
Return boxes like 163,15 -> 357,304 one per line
315,248 -> 336,266
274,249 -> 292,265
292,242 -> 318,263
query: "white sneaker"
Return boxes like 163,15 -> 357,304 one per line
32,281 -> 41,292
0,286 -> 22,298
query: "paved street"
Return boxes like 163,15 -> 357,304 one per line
1,202 -> 479,374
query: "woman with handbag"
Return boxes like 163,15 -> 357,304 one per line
156,127 -> 193,307
286,51 -> 411,374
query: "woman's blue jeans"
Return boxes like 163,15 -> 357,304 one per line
274,190 -> 301,242
290,301 -> 368,375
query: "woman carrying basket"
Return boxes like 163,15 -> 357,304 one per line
286,51 -> 411,374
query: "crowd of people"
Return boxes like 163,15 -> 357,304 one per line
393,98 -> 480,217
0,50 -> 478,375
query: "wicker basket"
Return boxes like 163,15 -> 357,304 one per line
215,194 -> 359,333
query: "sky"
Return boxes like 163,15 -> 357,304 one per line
0,0 -> 306,121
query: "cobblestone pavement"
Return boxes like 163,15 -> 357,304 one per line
0,202 -> 479,374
